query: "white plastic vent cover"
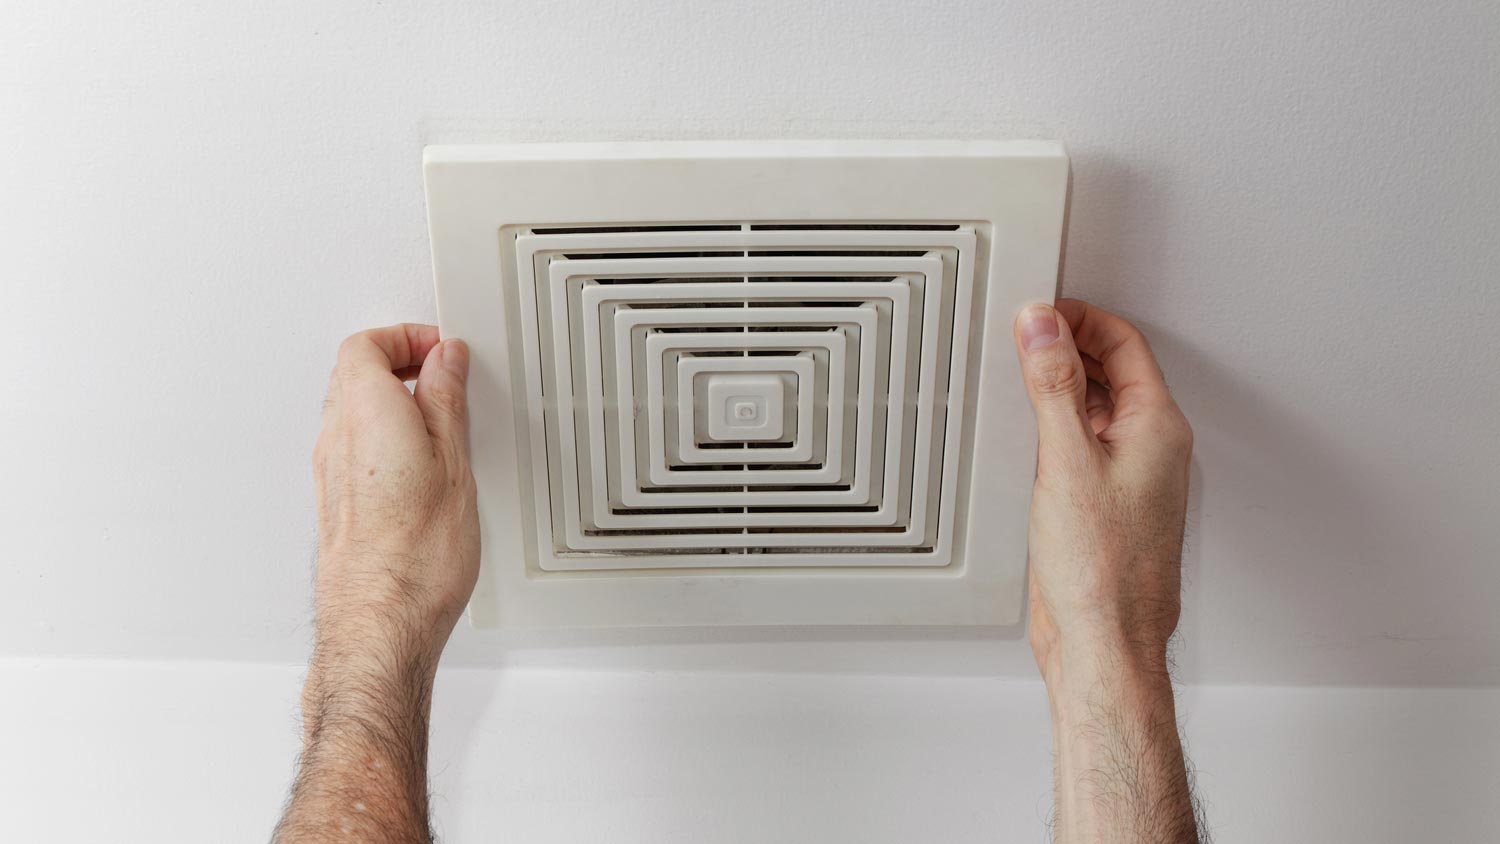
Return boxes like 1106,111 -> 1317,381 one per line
424,141 -> 1068,628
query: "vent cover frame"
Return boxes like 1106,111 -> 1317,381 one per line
424,140 -> 1069,628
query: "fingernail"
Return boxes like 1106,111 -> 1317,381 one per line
1019,305 -> 1060,351
442,339 -> 469,377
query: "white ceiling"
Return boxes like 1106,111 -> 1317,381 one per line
1,0 -> 1495,685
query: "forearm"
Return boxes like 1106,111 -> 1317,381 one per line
274,635 -> 438,844
280,326 -> 474,841
1044,640 -> 1200,844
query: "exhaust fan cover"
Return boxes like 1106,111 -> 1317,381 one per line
424,140 -> 1068,628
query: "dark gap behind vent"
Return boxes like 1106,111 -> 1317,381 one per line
531,223 -> 958,234
693,441 -> 812,449
751,223 -> 960,231
532,225 -> 740,234
747,302 -> 860,310
630,305 -> 744,313
648,325 -> 748,333
663,462 -> 825,471
593,278 -> 896,289
565,542 -> 929,554
563,251 -> 744,260
613,487 -> 863,497
746,276 -> 898,283
747,250 -> 928,257
680,349 -> 775,356
593,278 -> 722,285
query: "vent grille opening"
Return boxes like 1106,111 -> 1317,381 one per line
507,223 -> 981,571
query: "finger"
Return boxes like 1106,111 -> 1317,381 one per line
337,324 -> 443,380
1013,303 -> 1097,451
1085,379 -> 1114,435
1054,299 -> 1173,418
413,338 -> 472,470
1081,353 -> 1109,388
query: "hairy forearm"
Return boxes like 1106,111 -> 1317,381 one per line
273,631 -> 438,844
1045,641 -> 1201,844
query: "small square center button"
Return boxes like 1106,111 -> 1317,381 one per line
704,373 -> 785,441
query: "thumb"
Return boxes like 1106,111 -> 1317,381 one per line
414,338 -> 472,471
1013,304 -> 1094,450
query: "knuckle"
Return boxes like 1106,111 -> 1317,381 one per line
1028,350 -> 1084,398
335,331 -> 374,369
335,332 -> 363,360
428,384 -> 469,422
1163,405 -> 1193,442
1174,431 -> 1194,463
1151,407 -> 1194,454
1106,313 -> 1150,350
1173,415 -> 1194,451
1121,320 -> 1150,348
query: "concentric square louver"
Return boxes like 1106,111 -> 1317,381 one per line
425,141 -> 1068,628
535,238 -> 952,559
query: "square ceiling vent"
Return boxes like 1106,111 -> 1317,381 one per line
424,140 -> 1068,628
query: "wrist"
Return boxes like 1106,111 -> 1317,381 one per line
1040,633 -> 1197,844
314,547 -> 465,658
1038,629 -> 1174,714
301,619 -> 441,745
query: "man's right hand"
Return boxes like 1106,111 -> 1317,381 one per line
1014,298 -> 1193,684
1012,298 -> 1201,843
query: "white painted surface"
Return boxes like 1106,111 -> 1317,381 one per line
1,2 -> 1497,685
2,660 -> 1496,844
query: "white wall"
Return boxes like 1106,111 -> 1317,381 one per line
2,1 -> 1497,839
3,0 -> 1497,686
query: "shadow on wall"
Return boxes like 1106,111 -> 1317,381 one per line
446,621 -> 1029,677
1052,152 -> 1482,684
1153,328 -> 1464,683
